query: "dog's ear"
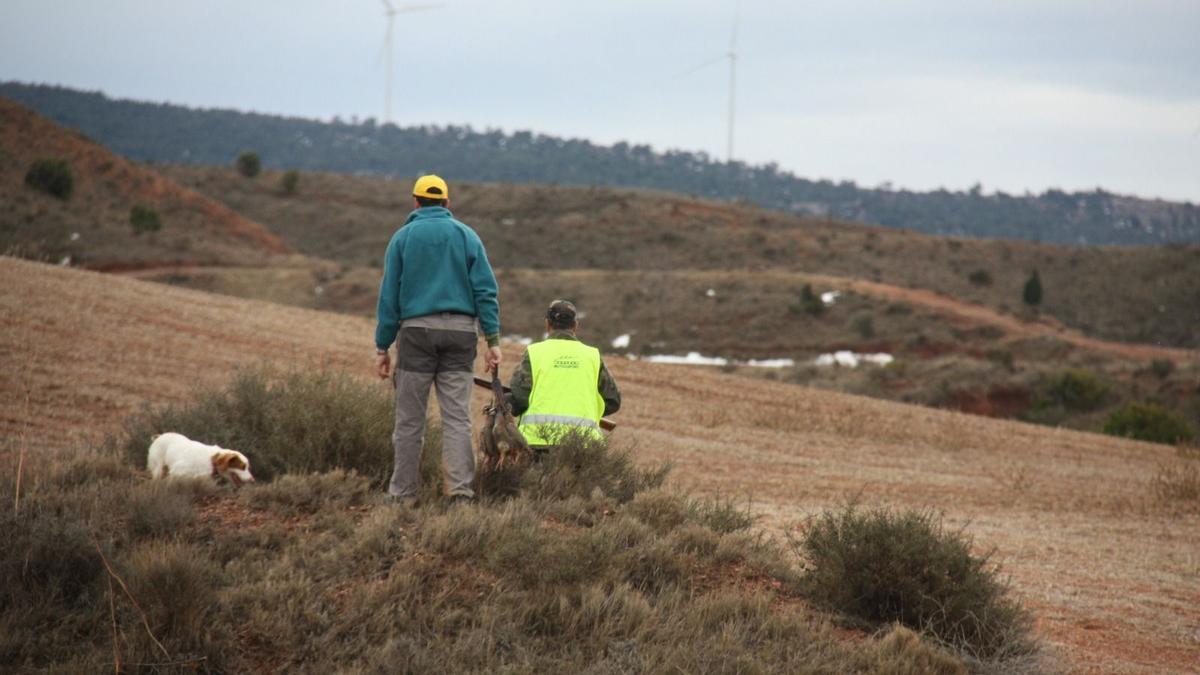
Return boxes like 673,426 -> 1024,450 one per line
228,454 -> 247,471
212,453 -> 233,474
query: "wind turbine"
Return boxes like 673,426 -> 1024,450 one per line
675,1 -> 742,162
378,0 -> 443,125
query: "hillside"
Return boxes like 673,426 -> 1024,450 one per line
0,98 -> 289,269
4,81 -> 1199,246
159,165 -> 1200,351
3,255 -> 1197,672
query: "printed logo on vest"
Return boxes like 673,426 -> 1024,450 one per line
553,356 -> 581,369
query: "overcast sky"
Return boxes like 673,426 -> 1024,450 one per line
3,0 -> 1198,202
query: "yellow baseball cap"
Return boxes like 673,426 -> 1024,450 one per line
412,174 -> 449,200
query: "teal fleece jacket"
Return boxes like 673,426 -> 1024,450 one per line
374,206 -> 500,350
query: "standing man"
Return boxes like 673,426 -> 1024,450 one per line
508,300 -> 620,449
375,175 -> 502,506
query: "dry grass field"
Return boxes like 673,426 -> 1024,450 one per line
4,256 -> 1197,673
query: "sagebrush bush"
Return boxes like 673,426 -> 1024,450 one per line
1102,401 -> 1193,445
24,158 -> 74,199
794,503 -> 1034,659
119,366 -> 395,485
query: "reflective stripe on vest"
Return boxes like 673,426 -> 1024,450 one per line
518,339 -> 605,446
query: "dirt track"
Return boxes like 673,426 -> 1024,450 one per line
3,256 -> 1198,673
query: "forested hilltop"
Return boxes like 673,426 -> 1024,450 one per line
5,81 -> 1197,245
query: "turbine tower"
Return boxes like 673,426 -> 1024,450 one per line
378,1 -> 443,125
726,0 -> 740,162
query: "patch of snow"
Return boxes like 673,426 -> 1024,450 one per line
643,352 -> 728,366
70,232 -> 80,241
745,358 -> 795,368
314,285 -> 324,295
59,256 -> 71,266
500,218 -> 517,226
611,334 -> 631,349
820,290 -> 841,306
705,288 -> 716,298
638,353 -> 796,367
503,335 -> 534,346
814,351 -> 893,368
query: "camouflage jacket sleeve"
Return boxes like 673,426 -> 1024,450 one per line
598,359 -> 621,416
506,351 -> 534,416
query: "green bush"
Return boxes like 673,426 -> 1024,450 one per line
118,366 -> 394,485
24,158 -> 74,199
281,169 -> 300,195
236,151 -> 261,178
1022,270 -> 1042,306
1102,402 -> 1193,445
1149,359 -> 1175,379
129,203 -> 163,235
967,269 -> 992,286
850,311 -> 875,339
794,283 -> 824,316
793,503 -> 1034,659
1036,368 -> 1109,412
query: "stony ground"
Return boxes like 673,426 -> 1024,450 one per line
4,256 -> 1198,673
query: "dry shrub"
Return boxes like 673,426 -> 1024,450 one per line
519,431 -> 669,503
118,366 -> 394,485
793,503 -> 1035,661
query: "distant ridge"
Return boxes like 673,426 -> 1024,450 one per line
3,81 -> 1198,245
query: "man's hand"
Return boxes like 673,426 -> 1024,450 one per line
376,350 -> 391,380
483,345 -> 502,371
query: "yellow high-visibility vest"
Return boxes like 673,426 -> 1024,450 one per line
518,338 -> 605,446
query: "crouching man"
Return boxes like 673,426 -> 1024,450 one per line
508,300 -> 620,450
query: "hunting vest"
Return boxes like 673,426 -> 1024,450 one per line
518,338 -> 606,446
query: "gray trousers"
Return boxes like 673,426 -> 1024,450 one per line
388,318 -> 478,499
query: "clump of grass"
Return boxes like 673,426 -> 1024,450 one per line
127,478 -> 207,537
793,503 -> 1035,661
1152,462 -> 1200,509
120,541 -> 223,657
118,365 -> 394,485
242,469 -> 370,516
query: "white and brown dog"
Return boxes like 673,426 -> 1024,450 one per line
147,432 -> 255,486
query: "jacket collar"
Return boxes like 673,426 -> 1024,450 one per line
405,206 -> 452,224
547,330 -> 579,341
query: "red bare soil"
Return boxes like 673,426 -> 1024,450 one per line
1,98 -> 287,266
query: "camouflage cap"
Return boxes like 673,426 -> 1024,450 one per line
546,299 -> 578,327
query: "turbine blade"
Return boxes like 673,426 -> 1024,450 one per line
395,2 -> 444,13
381,0 -> 395,14
673,54 -> 727,79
